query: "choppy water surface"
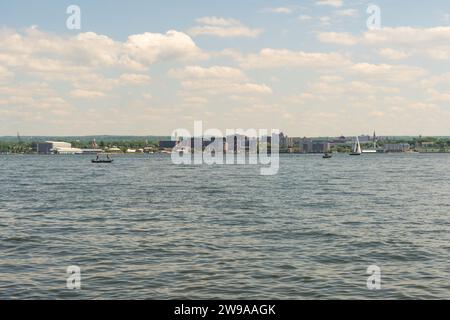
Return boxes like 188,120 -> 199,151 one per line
0,154 -> 449,299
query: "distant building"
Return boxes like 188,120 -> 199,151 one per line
54,147 -> 83,155
299,138 -> 330,153
80,149 -> 103,155
32,142 -> 52,154
384,143 -> 411,153
32,141 -> 78,154
286,137 -> 301,148
159,141 -> 177,149
358,135 -> 371,143
106,147 -> 122,153
420,142 -> 435,148
312,142 -> 331,153
300,138 -> 313,153
278,132 -> 290,149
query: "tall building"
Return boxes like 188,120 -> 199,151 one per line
279,132 -> 288,149
299,138 -> 330,153
300,138 -> 313,153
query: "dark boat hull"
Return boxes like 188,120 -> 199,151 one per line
91,160 -> 113,163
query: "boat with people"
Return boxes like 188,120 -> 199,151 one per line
92,159 -> 113,163
323,153 -> 332,159
92,154 -> 113,163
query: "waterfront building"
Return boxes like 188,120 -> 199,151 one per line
32,142 -> 53,154
279,132 -> 288,149
106,147 -> 122,153
54,147 -> 83,155
32,141 -> 77,154
299,138 -> 330,153
286,137 -> 302,148
300,138 -> 313,153
420,142 -> 435,148
313,142 -> 331,153
79,149 -> 103,155
384,143 -> 411,153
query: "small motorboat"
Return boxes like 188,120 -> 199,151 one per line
323,153 -> 332,159
92,159 -> 113,163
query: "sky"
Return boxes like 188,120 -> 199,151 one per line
1,0 -> 450,136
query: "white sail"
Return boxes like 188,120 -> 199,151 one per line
353,137 -> 362,154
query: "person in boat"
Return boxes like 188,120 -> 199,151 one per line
96,154 -> 99,161
106,154 -> 110,160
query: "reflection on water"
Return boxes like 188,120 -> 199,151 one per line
0,154 -> 449,299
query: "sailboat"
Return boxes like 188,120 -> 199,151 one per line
350,137 -> 362,156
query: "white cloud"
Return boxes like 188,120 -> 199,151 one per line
336,9 -> 358,17
239,48 -> 352,69
378,48 -> 409,60
427,89 -> 450,102
349,63 -> 427,82
286,76 -> 399,105
0,65 -> 12,80
119,73 -> 151,85
169,65 -> 272,99
0,28 -> 207,80
316,0 -> 343,8
1,22 -> 450,136
316,27 -> 450,61
189,17 -> 263,38
169,65 -> 247,80
320,27 -> 450,46
363,27 -> 450,60
195,16 -> 240,27
298,15 -> 312,21
125,30 -> 208,65
317,32 -> 358,46
262,7 -> 293,14
284,92 -> 319,104
70,89 -> 106,99
424,47 -> 450,60
420,72 -> 450,87
363,26 -> 450,45
0,82 -> 73,119
0,27 -> 210,134
319,16 -> 332,26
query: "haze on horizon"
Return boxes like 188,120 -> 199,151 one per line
1,0 -> 450,137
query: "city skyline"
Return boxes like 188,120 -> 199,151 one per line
1,1 -> 450,136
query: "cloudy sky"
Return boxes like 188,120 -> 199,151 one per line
1,0 -> 450,136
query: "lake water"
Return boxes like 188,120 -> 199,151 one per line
0,154 -> 449,299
